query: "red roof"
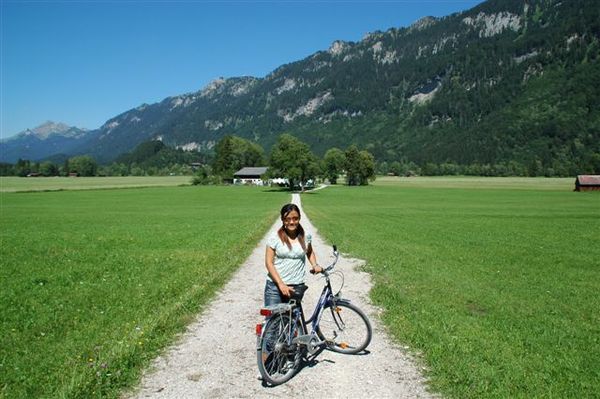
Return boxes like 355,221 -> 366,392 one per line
577,175 -> 600,185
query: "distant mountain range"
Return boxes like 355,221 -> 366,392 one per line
2,0 -> 599,174
1,122 -> 91,164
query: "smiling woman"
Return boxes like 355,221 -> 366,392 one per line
263,203 -> 322,306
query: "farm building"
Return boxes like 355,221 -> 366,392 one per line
233,167 -> 269,185
574,175 -> 600,191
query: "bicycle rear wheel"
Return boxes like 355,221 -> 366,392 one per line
316,301 -> 372,354
257,313 -> 304,385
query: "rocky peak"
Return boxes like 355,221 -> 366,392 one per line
410,16 -> 438,32
9,121 -> 85,141
328,40 -> 351,56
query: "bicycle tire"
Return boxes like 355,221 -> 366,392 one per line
316,301 -> 372,354
257,313 -> 304,385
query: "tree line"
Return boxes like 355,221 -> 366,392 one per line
2,132 -> 588,182
0,135 -> 377,188
195,134 -> 376,187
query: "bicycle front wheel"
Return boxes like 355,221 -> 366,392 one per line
316,301 -> 372,354
257,313 -> 303,386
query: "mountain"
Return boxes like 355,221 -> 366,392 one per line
6,0 -> 600,174
0,121 -> 91,163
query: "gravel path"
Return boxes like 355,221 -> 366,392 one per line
128,193 -> 434,398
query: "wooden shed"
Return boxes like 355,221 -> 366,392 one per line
574,175 -> 600,191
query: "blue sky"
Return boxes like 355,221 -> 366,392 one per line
1,0 -> 482,138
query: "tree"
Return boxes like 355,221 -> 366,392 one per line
15,159 -> 31,177
68,155 -> 98,176
39,161 -> 59,176
269,134 -> 320,190
322,148 -> 346,184
213,135 -> 265,180
389,161 -> 402,176
0,163 -> 15,176
358,150 -> 376,184
345,145 -> 376,186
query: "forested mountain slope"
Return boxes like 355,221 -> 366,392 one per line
7,0 -> 600,175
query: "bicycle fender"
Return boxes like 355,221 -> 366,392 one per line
331,297 -> 352,306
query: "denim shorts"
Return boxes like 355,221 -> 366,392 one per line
264,280 -> 307,307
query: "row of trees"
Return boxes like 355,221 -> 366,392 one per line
203,134 -> 376,188
1,134 -> 377,188
0,156 -> 98,177
376,157 -> 598,178
5,134 -> 590,182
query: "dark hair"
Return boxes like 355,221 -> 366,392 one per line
277,203 -> 306,251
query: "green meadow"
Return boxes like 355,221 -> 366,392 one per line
302,177 -> 600,398
0,185 -> 289,398
2,176 -> 598,398
0,176 -> 192,193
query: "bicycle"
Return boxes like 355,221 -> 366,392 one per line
256,245 -> 372,386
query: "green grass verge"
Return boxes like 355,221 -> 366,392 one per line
0,186 -> 289,398
302,178 -> 599,398
0,176 -> 193,193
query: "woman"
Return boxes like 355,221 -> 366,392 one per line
264,203 -> 323,306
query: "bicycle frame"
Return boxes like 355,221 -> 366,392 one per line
298,280 -> 336,336
258,246 -> 341,352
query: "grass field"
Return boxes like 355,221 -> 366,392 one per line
0,176 -> 193,193
375,175 -> 576,191
0,185 -> 289,398
302,177 -> 599,398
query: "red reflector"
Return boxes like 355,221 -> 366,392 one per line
260,309 -> 272,317
256,323 -> 263,335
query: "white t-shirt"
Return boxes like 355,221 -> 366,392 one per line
266,231 -> 312,285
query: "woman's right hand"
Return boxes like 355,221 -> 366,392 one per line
278,283 -> 295,298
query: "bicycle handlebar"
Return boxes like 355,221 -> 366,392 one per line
321,245 -> 339,276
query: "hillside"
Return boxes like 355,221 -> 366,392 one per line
4,0 -> 600,175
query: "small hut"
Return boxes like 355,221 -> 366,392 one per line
574,175 -> 600,191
